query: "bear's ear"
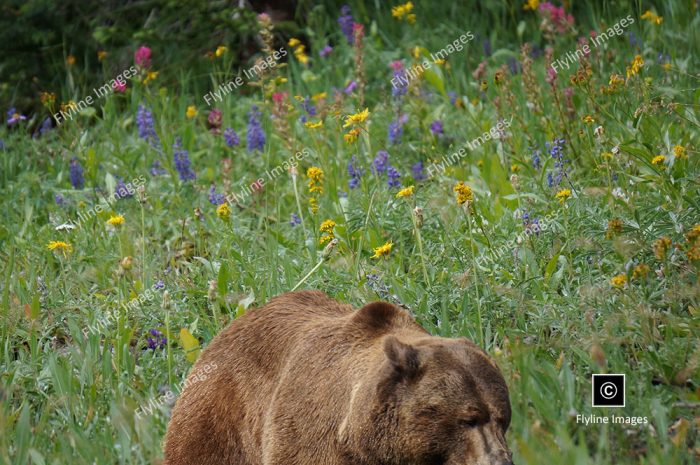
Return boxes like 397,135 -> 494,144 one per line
383,335 -> 420,378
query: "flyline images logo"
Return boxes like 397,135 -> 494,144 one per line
592,374 -> 625,407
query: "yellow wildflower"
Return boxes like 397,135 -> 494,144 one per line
47,241 -> 73,254
371,241 -> 393,259
632,263 -> 650,280
523,0 -> 539,10
186,105 -> 197,119
510,164 -> 520,173
626,55 -> 644,79
107,214 -> 125,226
66,55 -> 76,66
97,50 -> 108,61
641,10 -> 663,25
307,166 -> 324,194
320,219 -> 336,234
304,120 -> 323,129
602,151 -> 613,159
215,45 -> 227,57
343,108 -> 370,128
143,70 -> 159,84
406,13 -> 416,24
344,128 -> 361,144
582,115 -> 595,123
454,182 -> 473,205
288,38 -> 301,48
611,274 -> 627,288
651,155 -> 665,166
396,186 -> 415,199
311,92 -> 327,101
40,92 -> 56,106
391,2 -> 414,21
673,145 -> 687,160
216,203 -> 231,219
606,218 -> 623,239
555,189 -> 572,203
653,237 -> 672,260
434,58 -> 445,65
609,74 -> 625,86
309,197 -> 319,214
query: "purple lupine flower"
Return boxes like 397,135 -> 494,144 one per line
246,106 -> 266,152
522,211 -> 541,236
137,105 -> 160,147
289,213 -> 301,227
447,91 -> 457,106
344,80 -> 358,94
372,150 -> 389,175
482,38 -> 492,57
224,128 -> 239,147
390,61 -> 408,98
299,97 -> 317,123
388,121 -> 403,145
34,117 -> 52,138
173,137 -> 195,181
55,194 -> 65,205
6,108 -> 26,126
546,138 -> 568,187
319,44 -> 333,57
153,280 -> 165,290
366,273 -> 390,299
208,185 -> 225,205
507,57 -> 520,75
150,160 -> 166,176
146,329 -> 167,350
69,157 -> 85,189
628,32 -> 641,48
338,5 -> 354,44
430,120 -> 444,136
114,177 -> 134,199
387,166 -> 401,187
347,155 -> 363,189
531,148 -> 542,170
411,162 -> 426,182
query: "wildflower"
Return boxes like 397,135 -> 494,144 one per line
582,115 -> 595,123
454,182 -> 473,205
523,0 -> 539,10
651,155 -> 666,166
594,126 -> 604,137
372,150 -> 389,175
387,167 -> 401,187
289,213 -> 301,227
344,80 -> 358,94
347,156 -> 363,189
307,166 -> 324,194
135,46 -> 152,68
673,145 -> 687,160
208,185 -> 225,205
107,214 -> 125,226
143,70 -> 159,84
344,128 -> 361,144
69,157 -> 85,189
186,106 -> 198,119
606,218 -> 623,239
114,178 -> 134,199
55,194 -> 64,205
686,224 -> 700,261
319,44 -> 333,58
208,109 -> 223,130
653,237 -> 672,260
391,62 -> 409,98
611,274 -> 627,288
215,45 -> 227,57
246,106 -> 266,152
173,138 -> 196,181
137,105 -> 160,147
309,197 -> 319,214
391,2 -> 415,22
388,120 -> 404,145
396,186 -> 415,198
146,329 -> 167,350
343,108 -> 370,128
305,120 -> 323,129
632,263 -> 650,280
97,50 -> 108,61
6,108 -> 26,126
149,160 -> 166,176
338,5 -> 355,44
626,55 -> 644,79
372,242 -> 393,259
411,162 -> 426,182
66,55 -> 76,66
319,219 -> 336,245
112,80 -> 126,93
40,92 -> 56,106
224,128 -> 239,147
555,188 -> 572,203
640,10 -> 663,25
531,148 -> 542,170
511,164 -> 520,173
216,203 -> 231,220
546,138 -> 568,187
430,120 -> 444,136
47,241 -> 72,254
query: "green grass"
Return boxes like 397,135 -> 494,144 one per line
1,2 -> 699,464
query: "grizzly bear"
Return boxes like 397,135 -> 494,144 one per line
164,290 -> 513,465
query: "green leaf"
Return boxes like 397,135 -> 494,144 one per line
179,328 -> 201,363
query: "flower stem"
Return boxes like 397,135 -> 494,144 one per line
466,210 -> 485,347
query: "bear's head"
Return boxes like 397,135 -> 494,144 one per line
340,331 -> 512,465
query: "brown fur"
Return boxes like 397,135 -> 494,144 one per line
163,290 -> 512,465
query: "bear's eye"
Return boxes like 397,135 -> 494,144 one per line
457,418 -> 479,428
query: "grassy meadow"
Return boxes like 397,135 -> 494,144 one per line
1,1 -> 699,464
